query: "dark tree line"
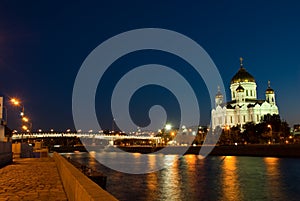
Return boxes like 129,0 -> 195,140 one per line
217,114 -> 290,145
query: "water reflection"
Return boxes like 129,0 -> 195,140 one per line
148,154 -> 157,172
221,156 -> 243,201
62,153 -> 300,201
145,154 -> 158,200
159,155 -> 181,200
264,157 -> 287,200
185,155 -> 197,186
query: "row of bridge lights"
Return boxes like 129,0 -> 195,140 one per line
12,128 -> 106,134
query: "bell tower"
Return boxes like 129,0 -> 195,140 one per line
266,80 -> 276,105
215,86 -> 223,107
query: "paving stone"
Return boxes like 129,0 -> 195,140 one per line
0,158 -> 67,200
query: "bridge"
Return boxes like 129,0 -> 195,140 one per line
12,133 -> 162,144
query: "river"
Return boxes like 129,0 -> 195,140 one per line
62,152 -> 300,201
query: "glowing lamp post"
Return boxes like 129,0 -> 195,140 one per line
22,125 -> 28,131
10,98 -> 33,134
10,98 -> 25,116
267,124 -> 273,144
22,117 -> 29,122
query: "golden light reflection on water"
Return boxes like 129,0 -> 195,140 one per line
221,156 -> 242,201
160,155 -> 181,200
65,153 -> 296,201
148,154 -> 156,171
185,154 -> 197,179
263,157 -> 286,199
87,151 -> 97,168
132,152 -> 142,158
264,157 -> 279,175
146,155 -> 158,191
185,154 -> 197,165
184,154 -> 198,198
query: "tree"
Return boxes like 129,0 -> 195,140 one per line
242,122 -> 259,143
242,114 -> 290,144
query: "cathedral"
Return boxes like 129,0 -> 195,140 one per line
211,58 -> 279,130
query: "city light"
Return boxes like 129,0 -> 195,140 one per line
11,98 -> 24,115
10,97 -> 32,132
10,98 -> 20,106
165,124 -> 172,130
22,117 -> 29,122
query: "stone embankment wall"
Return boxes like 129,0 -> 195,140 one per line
53,152 -> 118,201
0,142 -> 12,167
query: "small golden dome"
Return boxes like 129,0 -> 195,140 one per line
266,80 -> 274,94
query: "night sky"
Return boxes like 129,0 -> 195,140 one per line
1,1 -> 300,132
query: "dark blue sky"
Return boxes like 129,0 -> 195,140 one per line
1,1 -> 300,131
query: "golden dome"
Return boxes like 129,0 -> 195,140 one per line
266,88 -> 274,94
266,80 -> 274,94
231,58 -> 255,84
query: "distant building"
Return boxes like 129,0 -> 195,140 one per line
211,58 -> 279,130
293,124 -> 300,135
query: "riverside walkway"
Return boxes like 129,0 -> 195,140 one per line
0,158 -> 67,201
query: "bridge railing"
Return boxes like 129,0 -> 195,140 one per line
12,133 -> 161,140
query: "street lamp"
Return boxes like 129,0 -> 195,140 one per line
22,125 -> 28,131
10,98 -> 33,133
267,124 -> 273,144
21,116 -> 32,133
22,117 -> 29,122
10,98 -> 25,116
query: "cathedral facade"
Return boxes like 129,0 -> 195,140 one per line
211,58 -> 279,130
